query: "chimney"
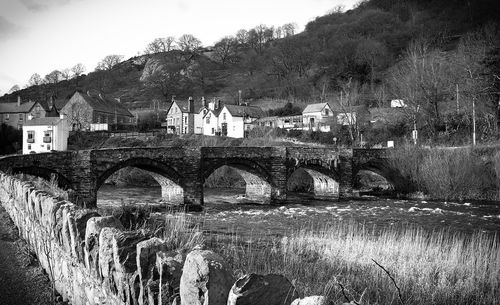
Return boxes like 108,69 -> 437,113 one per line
17,96 -> 21,107
201,96 -> 206,107
188,96 -> 194,113
48,96 -> 54,110
171,95 -> 176,103
216,100 -> 221,110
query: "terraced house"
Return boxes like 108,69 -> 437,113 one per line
0,96 -> 46,129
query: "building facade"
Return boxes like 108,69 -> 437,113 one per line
217,105 -> 265,138
22,116 -> 69,154
0,97 -> 47,129
60,91 -> 135,131
302,102 -> 335,132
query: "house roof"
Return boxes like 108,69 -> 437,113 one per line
302,102 -> 330,114
203,107 -> 222,119
0,101 -> 36,114
172,99 -> 204,114
73,91 -> 134,117
224,104 -> 265,118
23,117 -> 62,126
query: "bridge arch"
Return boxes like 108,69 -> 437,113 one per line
202,158 -> 273,204
95,157 -> 184,204
11,166 -> 73,189
288,164 -> 340,200
354,159 -> 410,193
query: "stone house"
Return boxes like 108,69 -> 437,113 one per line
0,96 -> 46,129
22,115 -> 69,154
59,91 -> 135,131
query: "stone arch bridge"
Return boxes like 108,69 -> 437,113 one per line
0,147 -> 395,208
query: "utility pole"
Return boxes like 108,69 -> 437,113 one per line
238,90 -> 242,105
472,96 -> 476,146
456,84 -> 460,114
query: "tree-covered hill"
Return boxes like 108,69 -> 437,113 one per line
1,0 -> 498,112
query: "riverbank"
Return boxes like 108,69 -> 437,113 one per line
0,205 -> 55,305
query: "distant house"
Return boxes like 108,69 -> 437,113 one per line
218,104 -> 265,138
0,96 -> 47,129
390,99 -> 406,108
302,102 -> 335,131
60,91 -> 135,131
165,97 -> 206,135
22,115 -> 69,154
255,115 -> 303,130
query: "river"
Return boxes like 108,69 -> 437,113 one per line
97,185 -> 500,237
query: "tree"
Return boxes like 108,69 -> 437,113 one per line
389,39 -> 454,139
71,63 -> 86,77
8,84 -> 20,94
140,52 -> 192,101
28,73 -> 44,87
355,38 -> 388,92
96,55 -> 124,71
455,25 -> 499,142
282,23 -> 297,37
177,34 -> 202,53
61,68 -> 72,81
144,37 -> 176,54
213,36 -> 239,66
235,29 -> 249,45
44,70 -> 62,84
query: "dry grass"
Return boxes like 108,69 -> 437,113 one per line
209,220 -> 500,305
160,213 -> 204,253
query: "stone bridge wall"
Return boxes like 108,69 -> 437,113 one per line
0,172 -> 201,305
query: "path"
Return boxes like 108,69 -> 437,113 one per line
0,205 -> 54,305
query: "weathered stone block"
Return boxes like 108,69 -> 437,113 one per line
85,216 -> 124,273
180,249 -> 234,305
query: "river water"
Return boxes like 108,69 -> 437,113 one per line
97,185 -> 500,237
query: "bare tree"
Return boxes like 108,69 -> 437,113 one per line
355,38 -> 388,92
71,63 -> 86,77
144,37 -> 176,54
95,55 -> 124,71
177,34 -> 202,53
339,78 -> 362,145
61,68 -> 72,81
235,29 -> 249,45
45,70 -> 62,84
28,73 -> 44,87
213,36 -> 239,66
282,23 -> 297,37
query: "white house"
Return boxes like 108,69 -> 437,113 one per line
302,102 -> 335,132
22,115 -> 69,154
202,108 -> 221,136
217,105 -> 265,138
390,99 -> 406,108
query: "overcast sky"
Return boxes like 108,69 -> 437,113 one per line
0,0 -> 358,95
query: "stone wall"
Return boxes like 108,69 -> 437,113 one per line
0,172 -> 186,305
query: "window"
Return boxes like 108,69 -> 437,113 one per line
5,114 -> 9,121
223,113 -> 226,120
27,144 -> 31,150
47,145 -> 51,151
324,108 -> 329,116
19,115 -> 23,121
211,128 -> 214,134
27,131 -> 35,143
206,115 -> 210,124
43,130 -> 52,143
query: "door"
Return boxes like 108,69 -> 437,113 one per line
221,123 -> 228,136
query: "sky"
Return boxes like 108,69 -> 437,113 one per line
0,0 -> 359,95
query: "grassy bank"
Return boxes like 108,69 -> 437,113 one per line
388,146 -> 500,201
207,220 -> 499,305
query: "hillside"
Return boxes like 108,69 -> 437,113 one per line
1,0 -> 498,111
